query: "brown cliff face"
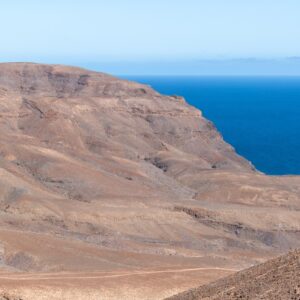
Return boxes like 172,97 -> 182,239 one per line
0,62 -> 251,171
0,63 -> 299,299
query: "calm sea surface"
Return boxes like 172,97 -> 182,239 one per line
124,76 -> 300,175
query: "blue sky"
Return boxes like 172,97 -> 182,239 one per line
1,0 -> 300,74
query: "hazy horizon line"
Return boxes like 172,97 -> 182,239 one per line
1,58 -> 300,76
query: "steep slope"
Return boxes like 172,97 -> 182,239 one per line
166,249 -> 300,300
0,63 -> 299,299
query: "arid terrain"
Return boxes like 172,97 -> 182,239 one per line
167,249 -> 300,300
0,63 -> 299,299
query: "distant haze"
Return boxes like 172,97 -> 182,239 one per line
82,58 -> 300,76
1,0 -> 300,75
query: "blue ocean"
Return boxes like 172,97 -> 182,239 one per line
124,76 -> 300,175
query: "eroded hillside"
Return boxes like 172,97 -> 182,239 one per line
0,63 -> 299,299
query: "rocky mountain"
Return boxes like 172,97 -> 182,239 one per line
0,63 -> 299,299
167,249 -> 300,300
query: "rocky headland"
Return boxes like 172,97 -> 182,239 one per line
0,63 -> 299,299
